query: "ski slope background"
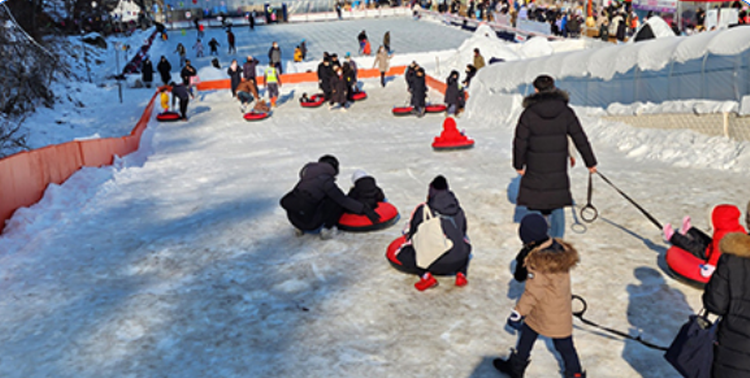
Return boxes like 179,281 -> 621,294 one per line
3,17 -> 750,378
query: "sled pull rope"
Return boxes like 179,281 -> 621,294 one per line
595,172 -> 663,230
572,295 -> 668,351
580,172 -> 598,223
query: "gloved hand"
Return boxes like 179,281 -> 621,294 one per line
363,204 -> 381,224
506,309 -> 524,331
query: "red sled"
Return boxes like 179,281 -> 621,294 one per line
425,104 -> 448,113
338,202 -> 400,232
156,111 -> 181,122
386,235 -> 408,266
432,139 -> 475,150
351,91 -> 367,101
300,94 -> 325,108
244,111 -> 271,121
665,246 -> 710,287
392,106 -> 415,116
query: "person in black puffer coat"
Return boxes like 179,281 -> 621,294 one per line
330,66 -> 348,109
157,56 -> 172,85
703,232 -> 750,378
411,67 -> 427,117
444,70 -> 461,115
513,75 -> 597,218
280,155 -> 380,239
227,59 -> 243,97
347,170 -> 385,210
317,53 -> 334,101
141,57 -> 154,88
388,175 -> 472,291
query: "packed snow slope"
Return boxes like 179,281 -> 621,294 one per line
3,17 -> 750,378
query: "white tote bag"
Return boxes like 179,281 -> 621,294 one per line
413,205 -> 454,269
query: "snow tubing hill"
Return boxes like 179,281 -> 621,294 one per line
386,235 -> 408,266
351,91 -> 367,101
244,111 -> 271,121
156,111 -> 181,122
432,139 -> 474,150
665,246 -> 710,286
338,202 -> 400,232
301,94 -> 325,108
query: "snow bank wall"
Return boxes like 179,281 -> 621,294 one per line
0,93 -> 157,235
477,27 -> 750,108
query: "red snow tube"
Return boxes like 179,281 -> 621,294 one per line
351,91 -> 367,101
392,106 -> 414,116
156,111 -> 181,122
337,202 -> 400,232
432,139 -> 475,150
665,246 -> 710,287
425,104 -> 448,113
244,111 -> 271,121
301,94 -> 325,108
386,235 -> 408,266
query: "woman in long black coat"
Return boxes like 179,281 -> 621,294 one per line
157,56 -> 172,85
226,59 -> 243,97
410,68 -> 427,116
444,70 -> 460,114
330,66 -> 347,108
703,232 -> 750,378
141,57 -> 154,88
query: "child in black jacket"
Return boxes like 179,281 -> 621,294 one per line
347,170 -> 385,209
514,213 -> 551,282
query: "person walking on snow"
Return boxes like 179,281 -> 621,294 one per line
174,43 -> 187,67
268,41 -> 283,74
193,39 -> 204,58
227,30 -> 236,54
411,67 -> 427,117
242,55 -> 260,94
157,56 -> 172,85
208,38 -> 220,56
513,75 -> 597,239
383,31 -> 391,53
264,63 -> 282,108
373,45 -> 390,87
227,59 -> 243,97
141,57 -> 154,88
318,53 -> 334,102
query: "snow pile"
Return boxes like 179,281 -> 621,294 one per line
636,16 -> 676,40
435,24 -> 521,75
474,27 -> 750,92
601,100 -> 739,116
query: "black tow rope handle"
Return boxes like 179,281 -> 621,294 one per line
580,172 -> 598,223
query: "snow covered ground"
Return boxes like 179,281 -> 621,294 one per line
3,17 -> 750,378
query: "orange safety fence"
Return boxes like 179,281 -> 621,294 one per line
0,92 -> 158,235
1,69 -> 450,235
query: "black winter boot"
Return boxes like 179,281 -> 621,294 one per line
492,350 -> 530,378
565,371 -> 586,378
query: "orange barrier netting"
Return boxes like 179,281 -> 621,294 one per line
0,69 -> 448,235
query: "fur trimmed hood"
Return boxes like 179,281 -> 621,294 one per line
525,238 -> 580,273
522,88 -> 570,109
719,232 -> 750,258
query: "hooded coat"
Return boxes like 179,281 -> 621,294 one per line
281,162 -> 366,231
141,59 -> 154,82
317,61 -> 334,93
347,177 -> 385,209
703,232 -> 750,378
513,89 -> 597,211
405,190 -> 471,275
157,58 -> 172,84
516,238 -> 579,338
444,71 -> 460,106
411,74 -> 427,108
227,65 -> 243,95
331,73 -> 347,105
705,205 -> 747,266
242,58 -> 259,80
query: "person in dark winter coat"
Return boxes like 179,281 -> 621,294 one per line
317,54 -> 334,101
405,61 -> 418,92
268,41 -> 282,74
227,30 -> 236,54
494,235 -> 585,378
208,38 -> 220,56
300,39 -> 307,60
410,67 -> 427,117
180,60 -> 197,87
280,155 -> 381,239
157,56 -> 172,85
169,81 -> 194,121
141,57 -> 154,88
444,70 -> 461,115
387,175 -> 472,291
383,31 -> 391,53
616,14 -> 627,42
242,55 -> 260,92
703,232 -> 750,378
513,213 -> 551,282
227,59 -> 243,97
330,66 -> 348,109
513,75 -> 597,232
347,169 -> 385,210
462,64 -> 477,88
342,62 -> 357,101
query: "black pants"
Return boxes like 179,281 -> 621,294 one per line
670,227 -> 712,260
178,98 -> 189,119
380,72 -> 385,87
274,61 -> 283,74
287,197 -> 343,231
516,323 -> 582,374
389,245 -> 469,277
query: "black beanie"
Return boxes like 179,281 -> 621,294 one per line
519,213 -> 549,245
318,155 -> 339,175
430,175 -> 448,190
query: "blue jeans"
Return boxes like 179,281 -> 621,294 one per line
237,91 -> 253,104
516,323 -> 582,374
515,207 -> 565,239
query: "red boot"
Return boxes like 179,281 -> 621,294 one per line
455,272 -> 468,287
415,273 -> 438,291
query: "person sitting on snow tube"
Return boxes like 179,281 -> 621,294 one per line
664,204 -> 746,279
388,175 -> 471,291
347,169 -> 385,210
280,155 -> 380,240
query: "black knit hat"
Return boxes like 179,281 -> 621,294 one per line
428,175 -> 448,198
318,155 -> 339,175
519,213 -> 549,245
